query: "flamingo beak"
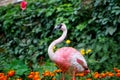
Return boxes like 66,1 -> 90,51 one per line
52,25 -> 58,33
53,26 -> 58,31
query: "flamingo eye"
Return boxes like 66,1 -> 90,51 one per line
54,24 -> 62,30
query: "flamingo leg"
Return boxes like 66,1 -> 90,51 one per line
61,72 -> 65,80
72,68 -> 76,80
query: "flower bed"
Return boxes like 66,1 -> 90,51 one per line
0,68 -> 120,80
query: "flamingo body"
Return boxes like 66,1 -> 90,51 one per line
53,47 -> 88,73
48,23 -> 90,80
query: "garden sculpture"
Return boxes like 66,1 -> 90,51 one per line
48,23 -> 90,80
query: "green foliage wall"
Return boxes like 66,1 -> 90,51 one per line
87,0 -> 120,71
0,0 -> 120,72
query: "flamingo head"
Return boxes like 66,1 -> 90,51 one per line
83,67 -> 90,74
54,23 -> 67,31
77,59 -> 90,74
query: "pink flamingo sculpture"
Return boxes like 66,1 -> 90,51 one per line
48,23 -> 90,80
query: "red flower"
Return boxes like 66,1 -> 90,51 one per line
20,0 -> 27,10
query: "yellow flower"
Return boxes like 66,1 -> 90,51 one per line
80,49 -> 85,55
86,49 -> 92,54
53,46 -> 56,50
53,46 -> 56,52
65,40 -> 71,44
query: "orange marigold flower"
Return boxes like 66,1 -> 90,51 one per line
33,72 -> 40,80
33,74 -> 40,80
54,69 -> 62,73
28,74 -> 34,79
113,68 -> 118,72
30,72 -> 35,75
107,72 -> 114,77
28,71 -> 35,79
76,72 -> 85,77
101,73 -> 106,78
86,78 -> 92,80
7,70 -> 15,77
116,70 -> 120,73
0,73 -> 4,77
116,73 -> 120,77
35,72 -> 40,75
42,70 -> 51,77
50,72 -> 55,77
93,72 -> 100,78
28,71 -> 40,80
34,79 -> 41,80
113,68 -> 120,73
0,74 -> 7,80
0,76 -> 4,80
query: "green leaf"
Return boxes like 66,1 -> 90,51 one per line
76,21 -> 87,31
45,8 -> 55,17
99,56 -> 109,63
15,65 -> 29,76
94,0 -> 102,7
88,58 -> 97,64
77,43 -> 85,48
105,27 -> 117,35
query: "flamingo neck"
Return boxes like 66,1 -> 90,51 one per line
48,29 -> 67,61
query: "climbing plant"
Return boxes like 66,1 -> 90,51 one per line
87,0 -> 120,71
